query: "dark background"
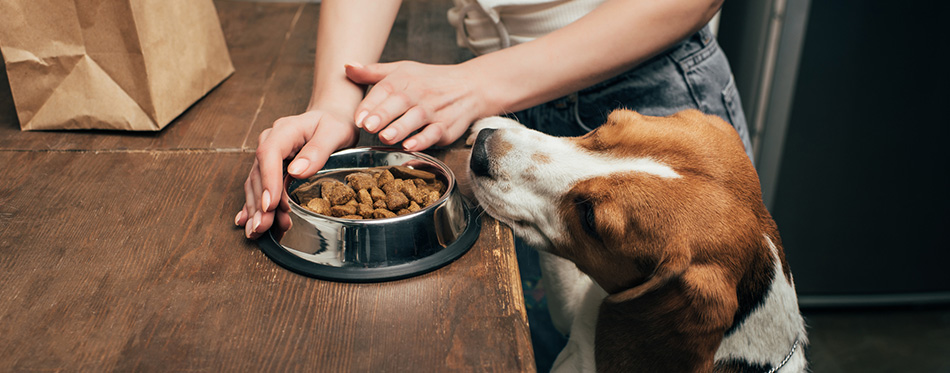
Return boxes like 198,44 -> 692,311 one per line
719,1 -> 950,371
721,0 -> 950,301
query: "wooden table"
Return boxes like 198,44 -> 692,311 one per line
0,1 -> 535,371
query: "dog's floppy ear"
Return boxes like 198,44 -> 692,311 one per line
603,245 -> 690,304
594,240 -> 739,372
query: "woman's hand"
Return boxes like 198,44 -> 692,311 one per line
235,109 -> 360,239
345,61 -> 495,151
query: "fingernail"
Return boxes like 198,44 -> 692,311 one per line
403,139 -> 416,150
235,210 -> 245,226
245,220 -> 253,238
252,211 -> 262,232
262,191 -> 271,211
288,158 -> 309,175
364,116 -> 380,132
380,128 -> 396,141
355,111 -> 368,128
345,62 -> 364,69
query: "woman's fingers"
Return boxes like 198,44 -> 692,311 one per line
237,130 -> 272,228
248,113 -> 357,239
347,62 -> 390,130
236,165 -> 255,227
278,186 -> 291,213
347,62 -> 410,132
276,209 -> 292,233
244,110 -> 343,239
358,87 -> 412,133
403,121 -> 446,151
347,61 -> 485,152
244,160 -> 279,239
287,116 -> 359,178
287,134 -> 338,179
240,161 -> 260,227
378,105 -> 429,145
344,62 -> 392,85
256,113 -> 321,214
235,209 -> 247,226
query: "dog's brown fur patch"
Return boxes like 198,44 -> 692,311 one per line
531,153 -> 552,164
546,109 -> 788,372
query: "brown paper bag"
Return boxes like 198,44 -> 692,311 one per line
0,0 -> 234,131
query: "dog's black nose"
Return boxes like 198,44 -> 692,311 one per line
470,128 -> 496,179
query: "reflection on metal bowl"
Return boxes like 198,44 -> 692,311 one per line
257,147 -> 481,282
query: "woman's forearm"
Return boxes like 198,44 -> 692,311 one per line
308,0 -> 402,113
466,0 -> 723,115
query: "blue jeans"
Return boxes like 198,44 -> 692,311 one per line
508,26 -> 753,372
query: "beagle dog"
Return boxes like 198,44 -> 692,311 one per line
467,109 -> 807,372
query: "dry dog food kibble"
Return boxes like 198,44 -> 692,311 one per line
292,166 -> 446,219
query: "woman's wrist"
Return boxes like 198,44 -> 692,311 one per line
307,81 -> 364,120
457,59 -> 509,118
460,47 -> 568,116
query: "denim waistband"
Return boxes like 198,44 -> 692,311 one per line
667,25 -> 717,70
668,25 -> 716,59
572,25 -> 716,96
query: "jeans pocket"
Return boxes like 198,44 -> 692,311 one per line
677,40 -> 729,114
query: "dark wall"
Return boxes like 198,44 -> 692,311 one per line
770,0 -> 950,297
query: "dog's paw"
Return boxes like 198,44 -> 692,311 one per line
465,116 -> 527,146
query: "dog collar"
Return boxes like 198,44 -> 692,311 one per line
766,336 -> 802,373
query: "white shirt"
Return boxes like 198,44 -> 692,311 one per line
448,0 -> 606,55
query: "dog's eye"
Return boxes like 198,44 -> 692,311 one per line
575,198 -> 599,239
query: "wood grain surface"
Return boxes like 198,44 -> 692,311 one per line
0,1 -> 534,371
0,2 -> 303,151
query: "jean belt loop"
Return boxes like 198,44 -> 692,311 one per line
698,25 -> 714,46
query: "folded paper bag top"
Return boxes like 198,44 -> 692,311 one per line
0,0 -> 235,131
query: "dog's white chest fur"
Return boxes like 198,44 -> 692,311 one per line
539,252 -> 604,372
713,235 -> 808,372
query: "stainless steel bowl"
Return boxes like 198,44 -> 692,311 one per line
258,147 -> 481,282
